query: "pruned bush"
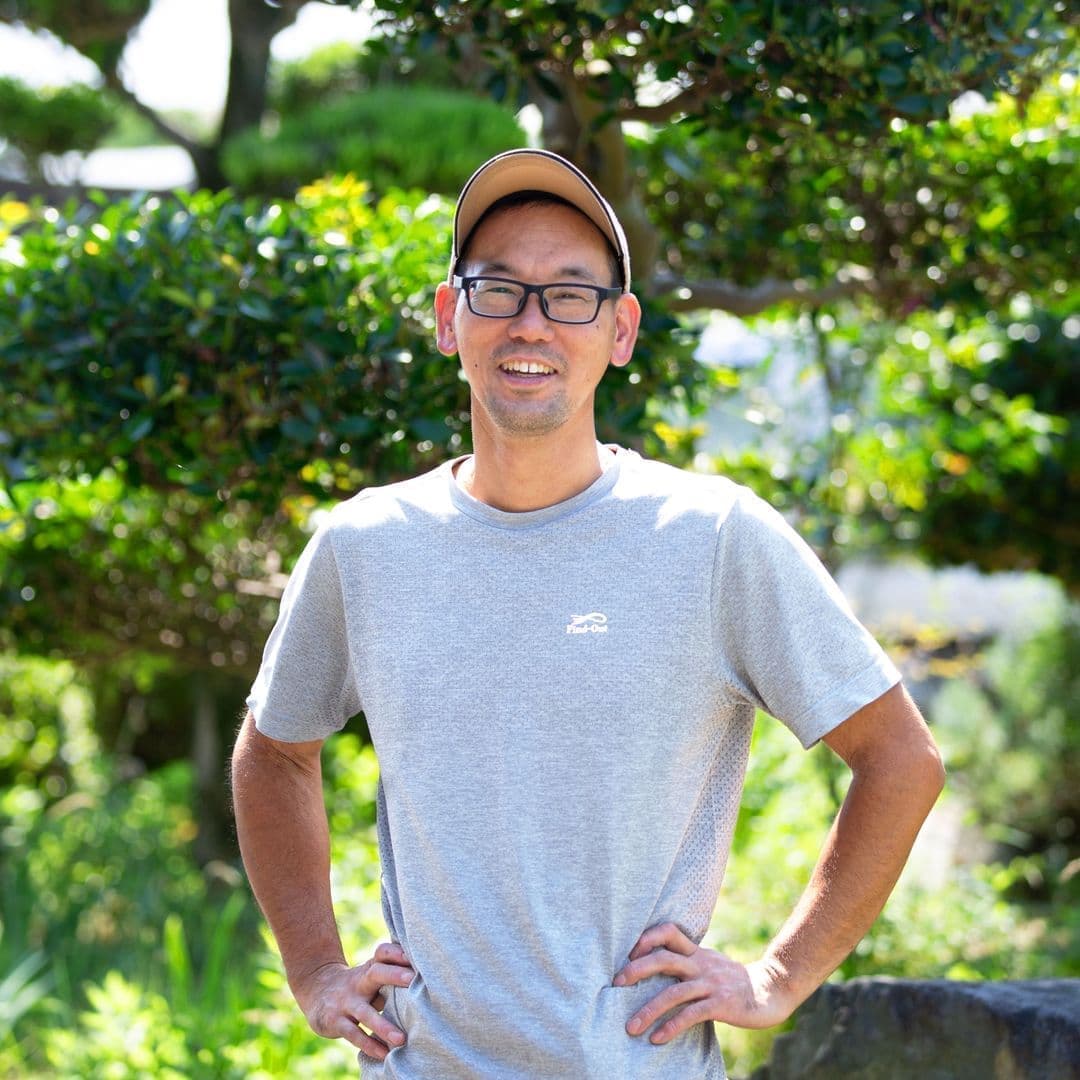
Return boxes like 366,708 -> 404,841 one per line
222,85 -> 525,196
0,77 -> 114,181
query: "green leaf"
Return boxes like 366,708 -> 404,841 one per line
159,286 -> 195,310
238,297 -> 274,321
280,416 -> 316,443
893,94 -> 931,116
336,415 -> 374,438
124,415 -> 154,443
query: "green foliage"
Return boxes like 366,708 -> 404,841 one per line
272,41 -> 378,113
0,77 -> 114,171
1,177 -> 699,505
697,72 -> 1078,586
0,656 -> 95,808
0,657 -> 377,1077
0,471 -> 292,671
322,732 -> 394,955
222,84 -> 525,196
0,1 -> 151,73
932,612 -> 1080,855
713,307 -> 1077,583
374,0 -> 1072,132
870,311 -> 1077,585
99,104 -> 216,149
635,73 -> 1079,316
270,39 -> 469,115
0,180 -> 458,503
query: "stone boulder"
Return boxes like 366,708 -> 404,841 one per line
749,978 -> 1080,1079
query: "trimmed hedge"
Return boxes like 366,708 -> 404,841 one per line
222,85 -> 526,196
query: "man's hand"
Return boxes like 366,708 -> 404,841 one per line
613,923 -> 795,1044
294,942 -> 415,1061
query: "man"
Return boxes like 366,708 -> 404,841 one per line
232,148 -> 945,1079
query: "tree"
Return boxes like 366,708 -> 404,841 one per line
670,73 -> 1079,584
5,1 -> 1074,307
0,0 -> 362,188
371,1 -> 1076,312
0,77 -> 115,186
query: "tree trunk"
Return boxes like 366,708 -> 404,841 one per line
194,0 -> 303,188
533,73 -> 659,293
192,679 -> 229,866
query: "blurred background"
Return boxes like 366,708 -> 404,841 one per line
0,1 -> 1077,1075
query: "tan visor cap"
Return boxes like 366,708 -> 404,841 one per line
450,148 -> 631,291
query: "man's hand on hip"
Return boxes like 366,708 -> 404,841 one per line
294,942 -> 415,1060
613,923 -> 795,1043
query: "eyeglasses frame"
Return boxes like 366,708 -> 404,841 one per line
451,274 -> 623,325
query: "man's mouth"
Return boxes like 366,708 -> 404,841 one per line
499,360 -> 556,376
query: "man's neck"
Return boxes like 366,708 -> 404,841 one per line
459,425 -> 611,513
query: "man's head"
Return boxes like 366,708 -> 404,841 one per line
435,150 -> 641,444
449,149 -> 632,292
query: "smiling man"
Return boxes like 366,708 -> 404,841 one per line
231,149 -> 945,1079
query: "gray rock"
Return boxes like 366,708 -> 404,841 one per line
748,978 -> 1080,1080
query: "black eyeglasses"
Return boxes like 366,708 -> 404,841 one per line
452,275 -> 622,325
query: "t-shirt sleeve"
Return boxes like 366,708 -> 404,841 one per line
246,521 -> 362,742
711,487 -> 901,748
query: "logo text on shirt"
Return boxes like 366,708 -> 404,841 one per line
566,612 -> 609,635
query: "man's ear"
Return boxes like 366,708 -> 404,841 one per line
434,281 -> 458,357
609,292 -> 642,370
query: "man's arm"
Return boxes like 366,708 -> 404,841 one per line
231,711 -> 413,1059
614,682 -> 945,1042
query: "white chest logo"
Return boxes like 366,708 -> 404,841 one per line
566,612 -> 609,635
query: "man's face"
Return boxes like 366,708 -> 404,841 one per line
435,202 -> 640,442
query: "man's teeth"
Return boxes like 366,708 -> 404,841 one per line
501,361 -> 555,374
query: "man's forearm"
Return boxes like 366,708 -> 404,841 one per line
763,687 -> 946,1008
231,714 -> 346,1000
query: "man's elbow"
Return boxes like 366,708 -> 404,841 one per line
901,733 -> 947,815
925,739 -> 947,799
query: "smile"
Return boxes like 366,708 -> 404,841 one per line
499,360 -> 556,375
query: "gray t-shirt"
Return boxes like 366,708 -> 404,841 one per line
247,446 -> 900,1079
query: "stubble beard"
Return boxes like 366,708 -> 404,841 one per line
477,389 -> 573,437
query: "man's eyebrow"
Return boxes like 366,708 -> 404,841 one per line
473,260 -> 603,284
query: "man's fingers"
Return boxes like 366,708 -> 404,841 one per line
329,1011 -> 391,1058
332,1015 -> 382,1056
624,979 -> 700,1036
650,996 -> 716,1044
628,921 -> 696,960
342,1000 -> 407,1052
305,954 -> 413,1051
351,1025 -> 392,1061
614,947 -> 695,986
357,960 -> 415,996
372,941 -> 411,966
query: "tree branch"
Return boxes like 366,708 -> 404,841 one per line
618,84 -> 709,124
102,70 -> 208,162
653,265 -> 875,316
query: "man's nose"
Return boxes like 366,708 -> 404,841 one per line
508,291 -> 554,339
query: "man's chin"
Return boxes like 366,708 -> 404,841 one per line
481,401 -> 572,438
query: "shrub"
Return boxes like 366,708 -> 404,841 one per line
0,78 -> 114,164
222,85 -> 525,197
931,610 -> 1080,863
